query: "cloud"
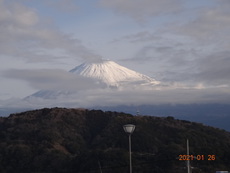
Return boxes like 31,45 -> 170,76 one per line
113,1 -> 230,88
133,45 -> 230,86
99,0 -> 184,21
17,0 -> 79,13
5,84 -> 230,109
114,31 -> 161,43
0,0 -> 102,63
120,40 -> 230,89
2,67 -> 230,109
192,51 -> 230,85
175,3 -> 230,45
4,67 -> 229,106
1,0 -> 230,111
119,36 -> 200,82
4,69 -> 103,91
163,2 -> 230,86
44,0 -> 79,13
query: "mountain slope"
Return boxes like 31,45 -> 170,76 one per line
0,108 -> 229,172
25,60 -> 160,100
70,60 -> 160,87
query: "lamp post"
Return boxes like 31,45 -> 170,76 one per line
187,139 -> 192,173
123,124 -> 135,173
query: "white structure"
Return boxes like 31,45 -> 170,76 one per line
187,139 -> 192,173
123,124 -> 135,173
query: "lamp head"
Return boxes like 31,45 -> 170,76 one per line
123,124 -> 135,134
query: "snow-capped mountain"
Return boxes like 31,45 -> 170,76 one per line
70,60 -> 160,88
25,60 -> 160,100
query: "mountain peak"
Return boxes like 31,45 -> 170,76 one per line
25,60 -> 160,100
70,60 -> 160,87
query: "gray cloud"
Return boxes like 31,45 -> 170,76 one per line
120,39 -> 230,88
99,0 -> 184,21
176,3 -> 230,45
2,67 -> 230,109
0,0 -> 102,63
120,40 -> 199,81
114,31 -> 161,43
1,0 -> 230,109
5,85 -> 230,109
18,0 -> 79,13
44,0 -> 79,13
192,51 -> 230,85
112,0 -> 230,88
4,69 -> 103,91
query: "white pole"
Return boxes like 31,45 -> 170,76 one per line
129,134 -> 132,173
123,124 -> 135,173
187,139 -> 191,173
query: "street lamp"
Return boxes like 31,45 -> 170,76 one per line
123,124 -> 135,173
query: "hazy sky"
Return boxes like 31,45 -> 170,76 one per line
0,0 -> 230,108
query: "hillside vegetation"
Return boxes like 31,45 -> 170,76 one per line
0,108 -> 229,173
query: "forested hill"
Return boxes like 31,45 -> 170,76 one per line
0,108 -> 229,173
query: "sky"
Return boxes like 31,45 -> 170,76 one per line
0,0 -> 230,109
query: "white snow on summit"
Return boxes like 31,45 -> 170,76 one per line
25,60 -> 160,100
70,60 -> 160,88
